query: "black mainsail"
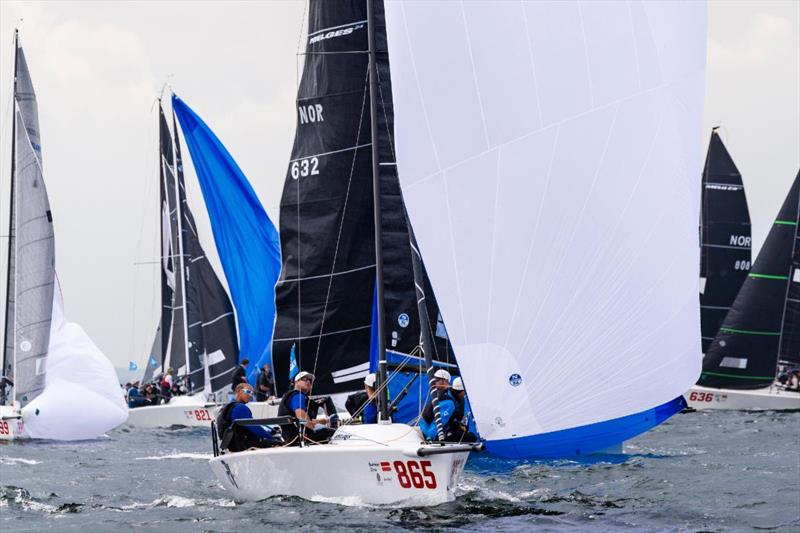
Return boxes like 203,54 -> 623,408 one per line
699,172 -> 800,389
272,0 -> 456,396
700,129 -> 751,353
778,174 -> 800,367
2,34 -> 56,407
147,103 -> 239,395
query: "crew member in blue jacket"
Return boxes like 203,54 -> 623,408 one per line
216,383 -> 279,452
419,369 -> 456,440
362,373 -> 378,424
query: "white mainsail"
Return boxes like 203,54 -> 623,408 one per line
385,1 -> 706,455
4,34 -> 127,439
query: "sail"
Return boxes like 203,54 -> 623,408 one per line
271,0 -> 456,397
172,112 -> 239,394
700,173 -> 800,389
386,1 -> 706,456
156,108 -> 178,374
6,41 -> 55,408
700,130 -> 751,353
22,284 -> 128,439
172,95 -> 280,386
779,178 -> 800,366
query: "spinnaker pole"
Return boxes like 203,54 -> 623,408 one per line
366,0 -> 389,421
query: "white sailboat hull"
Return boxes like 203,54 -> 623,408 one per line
684,385 -> 800,411
124,396 -> 221,429
0,405 -> 25,441
209,423 -> 469,506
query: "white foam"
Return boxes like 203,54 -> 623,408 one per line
0,457 -> 42,465
134,452 -> 211,461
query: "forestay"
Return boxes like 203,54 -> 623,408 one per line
385,1 -> 706,456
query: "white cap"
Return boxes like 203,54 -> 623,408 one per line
364,373 -> 376,388
294,371 -> 315,382
452,377 -> 464,391
433,369 -> 451,382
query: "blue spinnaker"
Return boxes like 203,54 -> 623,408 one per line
172,95 -> 281,385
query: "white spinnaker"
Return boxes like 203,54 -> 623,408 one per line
22,282 -> 128,440
385,1 -> 706,441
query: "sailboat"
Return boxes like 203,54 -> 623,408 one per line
207,0 -> 706,506
700,128 -> 751,353
686,172 -> 800,410
125,100 -> 241,429
0,31 -> 127,441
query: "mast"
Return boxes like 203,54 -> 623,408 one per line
367,0 -> 389,422
2,30 -> 19,404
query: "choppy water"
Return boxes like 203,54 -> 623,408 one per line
1,410 -> 798,532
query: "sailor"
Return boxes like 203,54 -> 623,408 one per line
419,369 -> 458,441
448,377 -> 479,443
277,371 -> 336,445
0,375 -> 14,405
216,383 -> 280,453
255,363 -> 274,402
161,367 -> 174,400
362,373 -> 378,424
231,358 -> 249,391
127,380 -> 144,408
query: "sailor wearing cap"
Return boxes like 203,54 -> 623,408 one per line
362,373 -> 378,424
277,371 -> 336,445
419,369 -> 456,440
449,377 -> 479,443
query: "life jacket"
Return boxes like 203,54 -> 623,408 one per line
421,389 -> 455,424
345,391 -> 368,417
277,389 -> 306,445
216,401 -> 262,453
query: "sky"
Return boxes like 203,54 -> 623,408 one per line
0,1 -> 798,370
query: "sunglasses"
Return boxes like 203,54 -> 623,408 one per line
300,377 -> 313,383
241,388 -> 254,395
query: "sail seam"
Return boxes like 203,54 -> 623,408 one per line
701,371 -> 775,380
748,273 -> 788,280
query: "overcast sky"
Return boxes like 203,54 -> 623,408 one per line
0,1 -> 798,370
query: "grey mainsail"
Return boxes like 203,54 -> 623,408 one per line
3,38 -> 55,407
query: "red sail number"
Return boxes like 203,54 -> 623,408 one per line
392,460 -> 437,489
0,420 -> 9,435
689,392 -> 713,402
194,409 -> 211,421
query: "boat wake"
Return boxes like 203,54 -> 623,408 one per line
134,452 -> 212,461
0,456 -> 42,465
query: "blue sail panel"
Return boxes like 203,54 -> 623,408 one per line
484,396 -> 686,458
172,95 -> 281,384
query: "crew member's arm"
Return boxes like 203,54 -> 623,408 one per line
289,393 -> 317,429
230,403 -> 274,439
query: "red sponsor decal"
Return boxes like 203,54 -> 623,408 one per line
380,461 -> 391,472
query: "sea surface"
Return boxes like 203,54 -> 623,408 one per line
1,410 -> 798,532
